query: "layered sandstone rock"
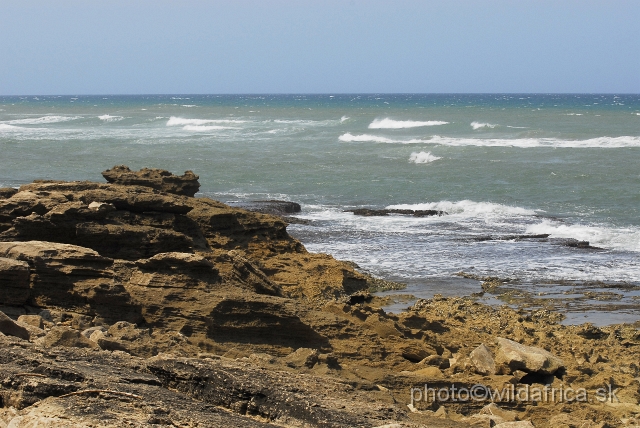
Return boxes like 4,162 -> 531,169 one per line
102,165 -> 201,197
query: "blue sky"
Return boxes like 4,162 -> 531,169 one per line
1,0 -> 639,94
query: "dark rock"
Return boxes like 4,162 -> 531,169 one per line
0,188 -> 18,199
102,165 -> 200,197
551,238 -> 601,250
229,200 -> 302,215
0,256 -> 30,305
346,208 -> 446,217
0,310 -> 30,340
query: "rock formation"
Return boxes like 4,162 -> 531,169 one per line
0,166 -> 638,427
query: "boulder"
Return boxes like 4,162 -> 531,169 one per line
17,315 -> 44,330
36,326 -> 97,348
470,343 -> 496,375
283,348 -> 319,368
0,257 -> 30,305
81,326 -> 107,339
102,165 -> 200,197
0,311 -> 30,340
495,337 -> 564,376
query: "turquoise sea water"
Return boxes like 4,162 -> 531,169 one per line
1,94 -> 639,320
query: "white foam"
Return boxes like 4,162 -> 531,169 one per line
387,200 -> 537,217
526,220 -> 640,252
471,121 -> 498,130
427,135 -> 640,148
6,115 -> 81,125
368,118 -> 448,129
182,125 -> 234,131
340,116 -> 349,123
98,115 -> 124,122
182,105 -> 196,107
564,113 -> 584,116
338,133 -> 428,144
0,124 -> 20,131
166,116 -> 247,126
409,151 -> 441,164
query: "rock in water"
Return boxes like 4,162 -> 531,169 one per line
102,165 -> 200,197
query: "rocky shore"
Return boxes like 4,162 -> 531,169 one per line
0,167 -> 638,427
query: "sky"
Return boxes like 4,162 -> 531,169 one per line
1,0 -> 639,95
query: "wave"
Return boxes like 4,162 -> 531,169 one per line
426,135 -> 640,148
182,125 -> 234,131
471,121 -> 498,130
338,133 -> 427,144
368,118 -> 448,129
0,124 -> 20,131
166,116 -> 247,126
526,220 -> 640,252
340,116 -> 349,123
387,200 -> 537,217
98,115 -> 124,122
409,151 -> 441,164
6,115 -> 81,125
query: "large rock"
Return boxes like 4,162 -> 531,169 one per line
37,326 -> 97,348
0,311 -> 30,340
469,343 -> 496,375
495,337 -> 564,376
0,241 -> 142,323
102,165 -> 200,197
0,257 -> 30,305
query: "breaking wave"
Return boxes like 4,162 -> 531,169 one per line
98,115 -> 124,122
166,117 -> 247,126
387,200 -> 537,217
369,118 -> 448,129
526,220 -> 640,252
182,125 -> 234,131
409,151 -> 441,164
471,121 -> 498,130
6,116 -> 81,125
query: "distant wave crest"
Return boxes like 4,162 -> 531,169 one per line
339,133 -> 426,144
182,125 -> 234,131
471,121 -> 498,130
6,115 -> 81,125
98,115 -> 124,122
369,118 -> 448,129
167,116 -> 246,126
409,151 -> 441,164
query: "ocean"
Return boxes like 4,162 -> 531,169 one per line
1,94 -> 639,323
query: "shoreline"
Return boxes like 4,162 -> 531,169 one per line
0,166 -> 639,426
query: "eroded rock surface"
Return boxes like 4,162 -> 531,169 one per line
102,165 -> 201,197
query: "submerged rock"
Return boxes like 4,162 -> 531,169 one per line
346,208 -> 446,217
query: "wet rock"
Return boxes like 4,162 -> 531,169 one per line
346,208 -> 446,217
283,348 -> 319,368
0,257 -> 30,305
551,238 -> 600,250
102,165 -> 200,197
229,200 -> 302,215
37,326 -> 97,348
495,337 -> 564,376
0,311 -> 30,340
469,343 -> 496,375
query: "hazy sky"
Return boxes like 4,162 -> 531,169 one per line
1,0 -> 639,94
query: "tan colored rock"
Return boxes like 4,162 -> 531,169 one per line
0,257 -> 30,305
81,326 -> 107,339
102,165 -> 200,197
479,403 -> 517,422
17,315 -> 44,330
398,342 -> 434,362
494,422 -> 534,428
283,348 -> 319,368
411,366 -> 444,377
89,330 -> 106,343
495,337 -> 564,375
37,326 -> 97,348
470,343 -> 496,375
0,311 -> 29,340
